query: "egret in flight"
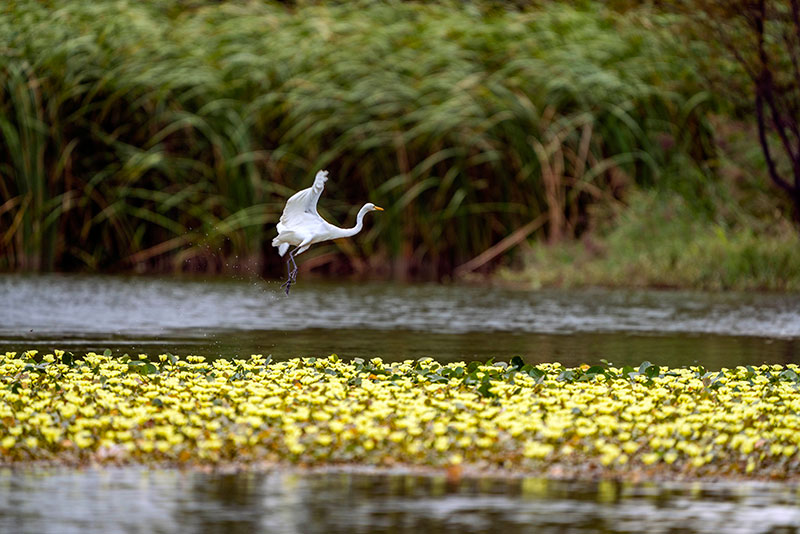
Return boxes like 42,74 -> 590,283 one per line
272,170 -> 384,295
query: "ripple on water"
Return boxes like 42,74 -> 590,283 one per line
1,274 -> 799,337
1,274 -> 799,366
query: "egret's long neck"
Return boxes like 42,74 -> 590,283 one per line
336,204 -> 372,238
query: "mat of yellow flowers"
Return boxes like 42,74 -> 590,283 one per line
1,351 -> 799,480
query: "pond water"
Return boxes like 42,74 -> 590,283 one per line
2,274 -> 800,533
1,467 -> 800,534
1,274 -> 799,368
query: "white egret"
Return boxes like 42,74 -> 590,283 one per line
272,170 -> 384,294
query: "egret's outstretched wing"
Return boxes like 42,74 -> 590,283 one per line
277,170 -> 328,231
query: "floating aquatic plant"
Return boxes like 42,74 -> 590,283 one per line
1,351 -> 799,479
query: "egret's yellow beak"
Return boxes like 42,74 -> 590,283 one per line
374,206 -> 384,211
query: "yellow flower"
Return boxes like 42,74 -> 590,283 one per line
316,434 -> 333,446
0,349 -> 796,475
476,437 -> 493,449
523,441 -> 553,459
328,421 -> 345,434
641,453 -> 659,465
75,432 -> 94,449
691,456 -> 706,467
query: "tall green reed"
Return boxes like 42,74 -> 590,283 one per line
0,0 -> 712,277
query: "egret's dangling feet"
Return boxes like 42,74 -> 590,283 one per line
280,278 -> 293,296
280,250 -> 299,295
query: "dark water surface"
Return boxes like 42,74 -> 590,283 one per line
1,274 -> 798,367
1,467 -> 799,534
2,275 -> 800,533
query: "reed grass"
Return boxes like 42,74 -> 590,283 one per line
0,0 -> 711,277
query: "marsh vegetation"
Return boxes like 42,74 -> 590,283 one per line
3,0 -> 797,286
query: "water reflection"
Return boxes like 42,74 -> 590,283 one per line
1,468 -> 799,534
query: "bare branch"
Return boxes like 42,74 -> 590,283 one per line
691,0 -> 800,219
756,89 -> 794,194
787,0 -> 800,88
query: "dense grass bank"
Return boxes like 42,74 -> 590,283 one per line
512,189 -> 800,291
511,118 -> 800,291
0,0 -> 711,278
3,351 -> 800,480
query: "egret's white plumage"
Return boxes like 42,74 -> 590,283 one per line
272,170 -> 383,294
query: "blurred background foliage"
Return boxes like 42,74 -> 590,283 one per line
0,0 -> 798,288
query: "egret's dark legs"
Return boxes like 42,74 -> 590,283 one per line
280,248 -> 299,295
280,260 -> 292,295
